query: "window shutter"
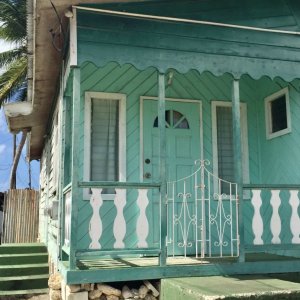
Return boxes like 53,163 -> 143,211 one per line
90,99 -> 119,182
216,106 -> 234,193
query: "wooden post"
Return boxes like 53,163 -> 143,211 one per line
158,73 -> 167,266
69,67 -> 81,269
232,78 -> 245,262
58,81 -> 67,261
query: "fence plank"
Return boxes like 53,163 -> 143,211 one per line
2,190 -> 39,243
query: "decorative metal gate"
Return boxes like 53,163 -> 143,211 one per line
167,160 -> 239,258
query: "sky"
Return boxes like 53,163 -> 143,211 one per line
0,40 -> 40,192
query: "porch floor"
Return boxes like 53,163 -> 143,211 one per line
76,253 -> 297,270
61,253 -> 300,284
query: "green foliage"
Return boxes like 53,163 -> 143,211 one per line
0,0 -> 27,106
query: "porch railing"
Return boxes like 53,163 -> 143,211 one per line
243,184 -> 300,251
71,182 -> 162,260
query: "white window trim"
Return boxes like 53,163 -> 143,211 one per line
211,101 -> 250,197
84,92 -> 126,200
265,87 -> 291,140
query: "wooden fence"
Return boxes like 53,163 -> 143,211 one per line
2,189 -> 39,243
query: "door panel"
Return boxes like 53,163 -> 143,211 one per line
142,99 -> 201,255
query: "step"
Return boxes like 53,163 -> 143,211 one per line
0,243 -> 47,254
0,253 -> 48,265
0,263 -> 49,276
0,274 -> 49,291
0,288 -> 49,296
161,275 -> 300,300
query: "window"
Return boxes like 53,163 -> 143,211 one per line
84,92 -> 126,199
212,101 -> 249,195
265,87 -> 291,139
153,110 -> 189,129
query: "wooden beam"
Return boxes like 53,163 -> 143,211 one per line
61,259 -> 300,284
232,78 -> 245,263
158,73 -> 167,266
78,181 -> 161,189
69,67 -> 81,269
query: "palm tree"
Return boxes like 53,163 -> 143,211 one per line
0,0 -> 27,105
0,0 -> 28,189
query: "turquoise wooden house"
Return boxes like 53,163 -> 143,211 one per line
5,0 -> 300,285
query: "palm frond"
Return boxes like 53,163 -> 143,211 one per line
0,56 -> 27,105
0,47 -> 25,69
0,0 -> 26,43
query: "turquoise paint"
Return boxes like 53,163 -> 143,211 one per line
74,63 -> 262,256
47,63 -> 300,261
76,1 -> 300,81
143,99 -> 201,255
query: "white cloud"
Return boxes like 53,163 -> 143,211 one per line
0,109 -> 8,134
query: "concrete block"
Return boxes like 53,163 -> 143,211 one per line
61,279 -> 66,300
66,291 -> 88,300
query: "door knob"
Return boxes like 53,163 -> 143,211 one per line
144,172 -> 151,179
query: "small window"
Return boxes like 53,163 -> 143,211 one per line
153,110 -> 189,129
265,87 -> 291,140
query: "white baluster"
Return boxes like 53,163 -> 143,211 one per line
89,188 -> 103,249
270,190 -> 281,244
251,189 -> 264,245
136,189 -> 149,248
289,190 -> 300,243
113,189 -> 126,248
64,192 -> 71,246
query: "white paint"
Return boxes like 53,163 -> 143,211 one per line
136,189 -> 149,248
251,189 -> 264,245
265,87 -> 291,140
113,189 -> 126,248
70,7 -> 77,66
211,101 -> 249,198
64,191 -> 71,247
89,188 -> 103,249
4,101 -> 33,117
289,190 -> 300,243
270,190 -> 281,244
83,92 -> 126,200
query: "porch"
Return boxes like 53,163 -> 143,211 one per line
59,175 -> 300,283
55,4 -> 300,284
60,252 -> 300,284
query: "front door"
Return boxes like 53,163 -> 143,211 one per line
142,98 -> 202,255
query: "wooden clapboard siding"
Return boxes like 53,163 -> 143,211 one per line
257,77 -> 300,185
97,0 -> 297,29
39,101 -> 61,262
76,62 -> 260,250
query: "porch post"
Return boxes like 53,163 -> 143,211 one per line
232,78 -> 245,263
58,83 -> 66,261
69,67 -> 81,269
158,72 -> 167,266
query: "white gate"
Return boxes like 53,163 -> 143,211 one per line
167,160 -> 239,258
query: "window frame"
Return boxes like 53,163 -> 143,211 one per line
211,101 -> 249,197
84,92 -> 126,200
265,87 -> 291,140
